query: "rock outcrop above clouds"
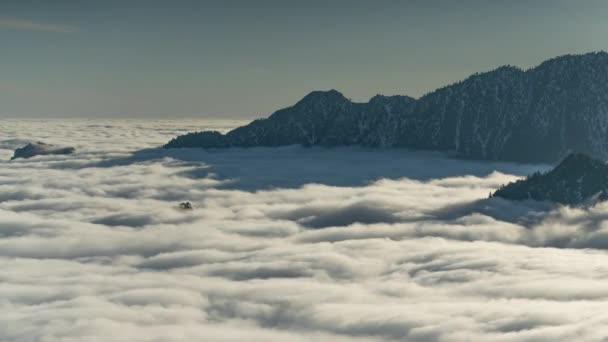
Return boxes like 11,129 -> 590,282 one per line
11,142 -> 75,160
493,153 -> 608,205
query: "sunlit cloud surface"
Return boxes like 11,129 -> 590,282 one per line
0,119 -> 607,342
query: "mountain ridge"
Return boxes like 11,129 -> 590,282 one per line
165,51 -> 608,163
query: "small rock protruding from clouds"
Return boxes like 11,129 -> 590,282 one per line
179,202 -> 193,210
11,141 -> 75,160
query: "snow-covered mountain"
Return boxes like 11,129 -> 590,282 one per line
165,52 -> 608,163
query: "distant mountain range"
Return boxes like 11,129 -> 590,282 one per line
165,52 -> 608,163
493,153 -> 608,205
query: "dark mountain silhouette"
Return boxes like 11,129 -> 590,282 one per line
166,52 -> 608,163
493,153 -> 608,205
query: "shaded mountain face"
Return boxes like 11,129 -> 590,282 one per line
493,153 -> 608,205
165,52 -> 608,163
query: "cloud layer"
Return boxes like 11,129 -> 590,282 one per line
1,119 -> 608,341
0,17 -> 76,33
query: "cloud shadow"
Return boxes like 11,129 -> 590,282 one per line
89,146 -> 550,191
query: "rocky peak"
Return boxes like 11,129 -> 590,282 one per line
296,89 -> 349,106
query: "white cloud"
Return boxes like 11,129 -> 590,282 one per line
1,119 -> 608,341
0,17 -> 76,33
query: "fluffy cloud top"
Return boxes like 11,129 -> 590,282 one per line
1,119 -> 607,342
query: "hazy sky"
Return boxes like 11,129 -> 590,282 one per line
1,0 -> 608,119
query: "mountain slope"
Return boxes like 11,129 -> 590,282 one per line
493,153 -> 608,205
165,52 -> 608,163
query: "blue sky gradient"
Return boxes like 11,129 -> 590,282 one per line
1,0 -> 607,118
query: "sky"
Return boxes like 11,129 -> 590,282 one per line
1,0 -> 608,119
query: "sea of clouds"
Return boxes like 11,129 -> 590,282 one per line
2,119 -> 608,341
